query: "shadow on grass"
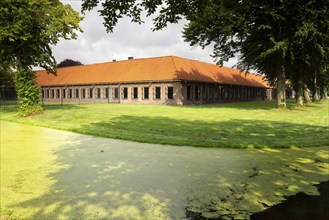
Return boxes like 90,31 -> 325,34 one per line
0,100 -> 18,112
0,102 -> 86,114
73,115 -> 329,148
169,99 -> 328,111
6,122 -> 329,219
184,101 -> 280,110
42,103 -> 87,111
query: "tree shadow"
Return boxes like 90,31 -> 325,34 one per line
5,123 -> 329,219
178,99 -> 328,111
0,102 -> 86,114
0,100 -> 19,113
186,180 -> 329,220
250,180 -> 329,220
175,66 -> 266,88
42,103 -> 87,111
178,101 -> 279,110
72,115 -> 329,148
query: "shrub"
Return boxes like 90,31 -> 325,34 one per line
14,68 -> 43,117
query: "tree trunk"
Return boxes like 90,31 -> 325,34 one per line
313,90 -> 320,101
295,72 -> 304,106
276,65 -> 286,108
312,72 -> 320,102
320,88 -> 328,100
16,52 -> 23,71
303,86 -> 311,103
276,73 -> 287,108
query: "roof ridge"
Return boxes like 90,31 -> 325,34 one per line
41,55 -> 178,72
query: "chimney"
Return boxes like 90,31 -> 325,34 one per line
128,57 -> 134,60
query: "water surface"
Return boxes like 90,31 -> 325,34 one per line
1,121 -> 328,219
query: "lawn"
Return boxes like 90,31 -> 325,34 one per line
0,100 -> 328,148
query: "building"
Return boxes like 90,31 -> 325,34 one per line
36,55 -> 274,105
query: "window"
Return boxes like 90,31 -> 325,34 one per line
202,86 -> 207,100
62,89 -> 66,98
220,86 -> 224,99
69,89 -> 72,98
133,87 -> 138,99
89,88 -> 93,99
96,88 -> 101,99
56,89 -> 60,98
114,88 -> 119,99
51,89 -> 55,98
42,90 -> 45,98
123,87 -> 128,99
214,86 -> 219,100
187,86 -> 191,100
75,88 -> 79,98
224,87 -> 228,99
105,88 -> 109,99
167,87 -> 173,99
82,88 -> 86,99
209,87 -> 214,100
155,87 -> 161,99
194,86 -> 199,100
143,87 -> 149,99
46,89 -> 49,98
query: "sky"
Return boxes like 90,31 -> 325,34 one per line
53,1 -> 238,67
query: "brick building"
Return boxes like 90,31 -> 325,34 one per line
36,56 -> 274,105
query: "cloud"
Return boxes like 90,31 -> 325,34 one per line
52,1 -> 238,67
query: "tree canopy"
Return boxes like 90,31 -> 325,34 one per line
0,0 -> 82,73
57,59 -> 83,68
82,0 -> 329,107
0,0 -> 82,115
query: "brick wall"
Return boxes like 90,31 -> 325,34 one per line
41,82 -> 183,105
41,81 -> 273,105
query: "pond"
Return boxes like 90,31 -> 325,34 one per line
1,121 -> 328,219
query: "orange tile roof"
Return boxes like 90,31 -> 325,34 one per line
36,56 -> 270,88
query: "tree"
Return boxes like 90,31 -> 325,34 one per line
57,59 -> 83,68
0,63 -> 14,87
183,0 -> 329,107
0,0 -> 82,116
82,0 -> 329,108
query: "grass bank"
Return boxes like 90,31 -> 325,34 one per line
1,100 -> 328,148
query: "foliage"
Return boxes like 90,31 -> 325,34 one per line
0,63 -> 14,87
57,59 -> 83,68
183,0 -> 329,107
0,0 -> 83,72
81,0 -> 196,32
0,0 -> 82,116
13,68 -> 42,117
1,100 -> 328,148
82,0 -> 329,108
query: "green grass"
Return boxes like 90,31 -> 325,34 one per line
1,100 -> 328,148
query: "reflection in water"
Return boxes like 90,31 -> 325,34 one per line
1,121 -> 328,219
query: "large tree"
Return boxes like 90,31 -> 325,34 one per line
0,0 -> 82,116
82,0 -> 329,108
